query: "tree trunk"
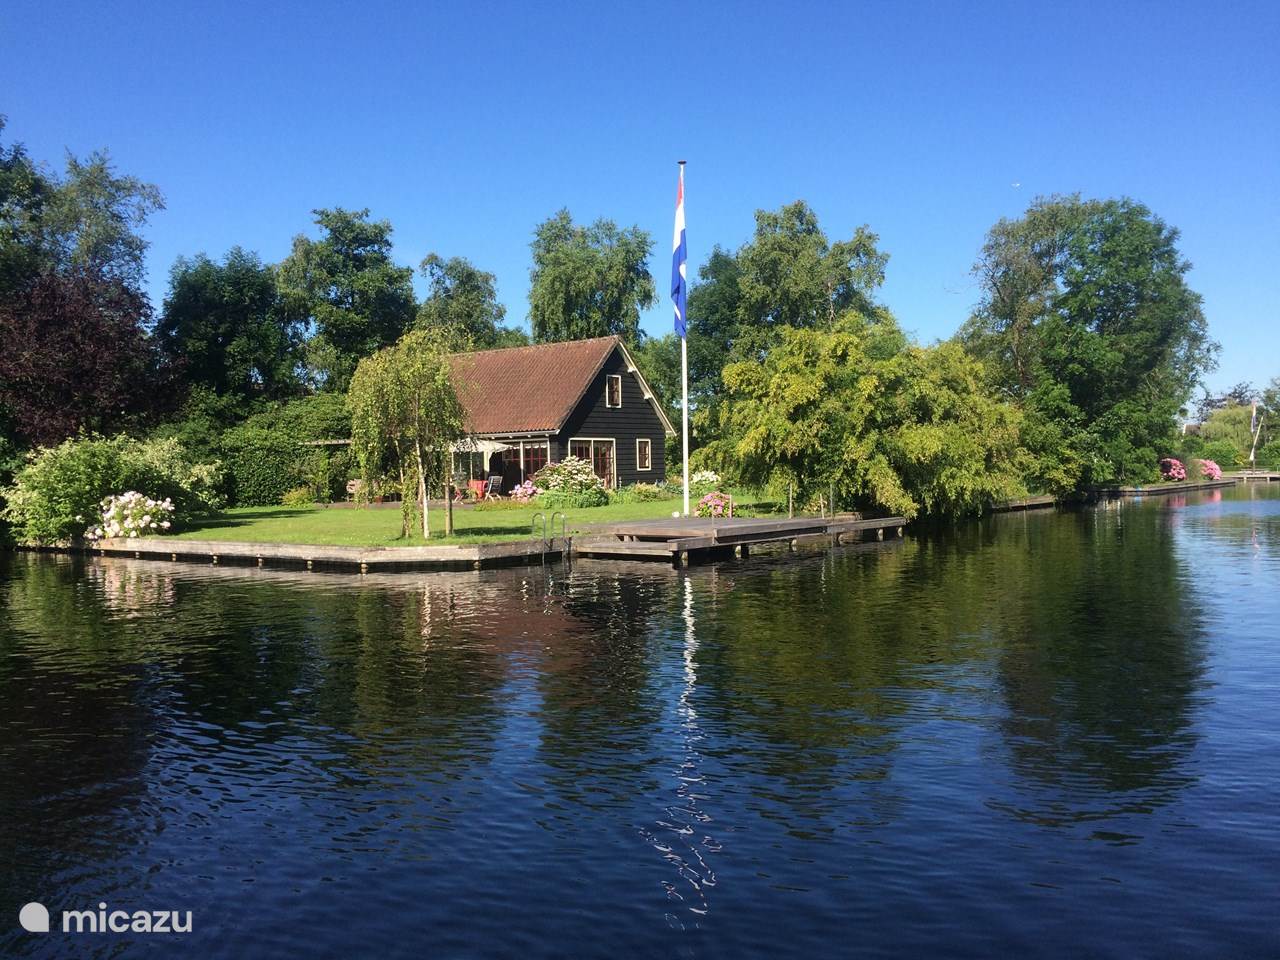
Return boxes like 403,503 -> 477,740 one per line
415,438 -> 429,539
444,472 -> 454,536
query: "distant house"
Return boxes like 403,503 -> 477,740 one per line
448,336 -> 675,491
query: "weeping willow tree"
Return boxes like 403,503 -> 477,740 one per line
348,329 -> 464,539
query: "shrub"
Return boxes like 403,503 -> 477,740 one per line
690,469 -> 720,495
695,490 -> 734,518
220,426 -> 300,506
1190,459 -> 1222,481
1199,439 -> 1242,469
2,435 -> 222,545
87,492 -> 174,540
535,486 -> 608,509
1258,439 -> 1280,468
471,497 -> 530,511
510,479 -> 540,504
611,482 -> 675,504
218,395 -> 355,506
532,456 -> 604,493
281,486 -> 316,506
1159,457 -> 1186,481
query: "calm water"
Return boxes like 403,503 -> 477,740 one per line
1,487 -> 1278,959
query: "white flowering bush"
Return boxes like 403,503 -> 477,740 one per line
689,469 -> 721,495
533,456 -> 605,492
87,492 -> 174,540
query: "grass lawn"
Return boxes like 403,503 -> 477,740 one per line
173,493 -> 779,547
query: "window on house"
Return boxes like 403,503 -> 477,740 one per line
636,438 -> 652,471
570,439 -> 591,462
522,441 -> 549,479
606,374 -> 622,408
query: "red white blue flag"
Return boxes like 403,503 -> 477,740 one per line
671,165 -> 687,338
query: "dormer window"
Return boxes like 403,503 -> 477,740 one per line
606,374 -> 622,408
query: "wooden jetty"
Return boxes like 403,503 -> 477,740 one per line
1235,470 -> 1280,483
1089,477 -> 1238,498
63,536 -> 572,573
574,514 -> 906,565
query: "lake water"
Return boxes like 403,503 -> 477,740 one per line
1,486 -> 1277,958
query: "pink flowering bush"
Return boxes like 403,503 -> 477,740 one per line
1192,458 -> 1222,481
1159,458 -> 1187,481
87,491 -> 174,540
695,491 -> 734,518
510,479 -> 540,503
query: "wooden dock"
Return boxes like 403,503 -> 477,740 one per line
1234,470 -> 1280,482
574,514 -> 906,565
1089,477 -> 1239,498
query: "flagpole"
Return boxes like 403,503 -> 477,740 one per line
677,161 -> 690,517
681,323 -> 690,517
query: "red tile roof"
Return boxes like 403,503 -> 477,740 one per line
448,336 -> 621,435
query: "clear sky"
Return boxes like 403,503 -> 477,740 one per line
3,0 -> 1277,392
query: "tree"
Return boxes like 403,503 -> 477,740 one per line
416,253 -> 525,348
348,329 -> 465,539
682,202 -> 889,429
278,208 -> 416,390
711,317 -> 1025,519
962,195 -> 1218,487
0,116 -> 162,295
0,117 -> 54,297
42,151 -> 164,287
528,209 -> 654,343
0,269 -> 173,446
157,248 -> 303,400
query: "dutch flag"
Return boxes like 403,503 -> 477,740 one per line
672,164 -> 687,339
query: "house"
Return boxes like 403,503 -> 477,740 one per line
448,336 -> 675,491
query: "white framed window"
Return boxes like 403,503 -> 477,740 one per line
636,438 -> 652,471
569,437 -> 617,488
605,374 -> 622,408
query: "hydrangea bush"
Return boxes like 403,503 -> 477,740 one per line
533,456 -> 604,492
1193,458 -> 1222,481
695,491 -> 734,518
1159,457 -> 1187,481
87,492 -> 174,540
510,479 -> 540,503
689,469 -> 720,494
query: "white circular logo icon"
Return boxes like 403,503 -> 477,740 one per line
19,902 -> 50,933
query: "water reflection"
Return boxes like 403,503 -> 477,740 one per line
1,486 -> 1277,958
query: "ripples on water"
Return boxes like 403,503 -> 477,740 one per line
1,486 -> 1278,958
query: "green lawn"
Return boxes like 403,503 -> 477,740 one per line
174,493 -> 778,547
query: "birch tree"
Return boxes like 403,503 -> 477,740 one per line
348,329 -> 464,539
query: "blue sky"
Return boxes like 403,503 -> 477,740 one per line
3,0 -> 1277,393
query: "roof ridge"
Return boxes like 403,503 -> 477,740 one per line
451,334 -> 620,360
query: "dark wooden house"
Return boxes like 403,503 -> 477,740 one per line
448,336 -> 675,491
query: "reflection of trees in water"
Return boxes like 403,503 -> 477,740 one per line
530,573 -> 676,806
0,559 -> 154,932
970,508 -> 1207,823
695,504 -> 1208,831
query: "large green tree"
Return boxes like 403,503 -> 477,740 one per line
0,117 -> 163,294
962,195 -> 1217,488
710,317 -> 1025,519
416,253 -> 526,348
528,209 -> 654,343
682,202 -> 889,430
278,208 -> 416,390
157,248 -> 303,400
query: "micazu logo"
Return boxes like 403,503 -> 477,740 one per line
19,901 -> 192,935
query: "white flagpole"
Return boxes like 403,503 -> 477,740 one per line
682,330 -> 690,517
678,161 -> 690,517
